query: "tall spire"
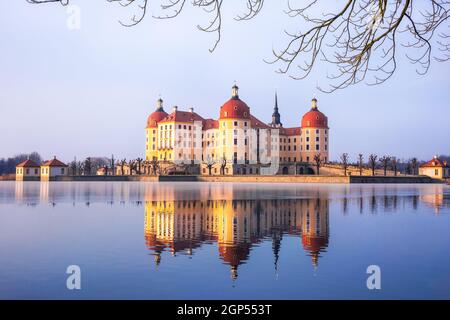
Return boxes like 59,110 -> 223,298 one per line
270,90 -> 282,127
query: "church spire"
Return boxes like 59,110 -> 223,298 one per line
270,91 -> 282,127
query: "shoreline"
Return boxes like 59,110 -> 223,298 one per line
4,175 -> 443,184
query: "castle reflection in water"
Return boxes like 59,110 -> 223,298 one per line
144,196 -> 329,278
8,181 -> 450,279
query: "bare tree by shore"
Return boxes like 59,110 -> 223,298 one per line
203,155 -> 216,176
313,154 -> 323,175
411,157 -> 418,175
220,156 -> 227,175
340,153 -> 349,176
392,157 -> 398,176
369,154 -> 378,176
358,154 -> 364,176
379,156 -> 391,176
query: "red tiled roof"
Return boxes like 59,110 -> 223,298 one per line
250,115 -> 271,129
280,127 -> 301,136
41,157 -> 67,167
159,110 -> 205,124
219,97 -> 251,120
203,118 -> 219,130
301,108 -> 328,128
16,159 -> 40,168
147,110 -> 168,128
420,157 -> 448,168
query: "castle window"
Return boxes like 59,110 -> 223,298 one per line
306,145 -> 310,150
316,129 -> 319,134
244,112 -> 248,117
244,122 -> 247,126
316,136 -> 319,142
234,139 -> 237,145
316,144 -> 319,150
234,121 -> 238,126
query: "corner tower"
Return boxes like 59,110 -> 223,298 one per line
146,98 -> 168,161
300,98 -> 329,163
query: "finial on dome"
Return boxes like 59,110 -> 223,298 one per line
311,97 -> 318,110
156,97 -> 164,111
231,82 -> 239,99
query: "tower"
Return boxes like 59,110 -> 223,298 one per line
270,91 -> 282,127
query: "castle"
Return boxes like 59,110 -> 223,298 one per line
145,85 -> 329,175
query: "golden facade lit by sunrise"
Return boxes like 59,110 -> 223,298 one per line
145,85 -> 329,175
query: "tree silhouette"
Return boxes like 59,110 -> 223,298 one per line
136,157 -> 143,175
313,153 -> 322,175
392,157 -> 398,176
84,157 -> 92,175
119,158 -> 127,176
340,153 -> 349,176
28,0 -> 450,92
369,154 -> 378,176
150,158 -> 160,175
411,157 -> 418,175
220,156 -> 227,175
203,155 -> 216,176
379,156 -> 391,176
358,153 -> 364,176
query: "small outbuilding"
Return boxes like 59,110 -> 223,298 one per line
419,156 -> 450,179
15,159 -> 40,181
40,157 -> 68,181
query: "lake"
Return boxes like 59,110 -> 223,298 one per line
0,181 -> 449,299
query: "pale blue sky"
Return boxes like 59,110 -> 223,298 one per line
0,1 -> 449,162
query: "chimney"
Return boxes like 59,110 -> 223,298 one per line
189,107 -> 194,113
173,106 -> 178,112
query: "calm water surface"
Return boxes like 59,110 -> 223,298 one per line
0,182 -> 449,299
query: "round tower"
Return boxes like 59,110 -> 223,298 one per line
300,98 -> 329,163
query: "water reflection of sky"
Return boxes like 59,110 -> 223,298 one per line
0,182 -> 449,299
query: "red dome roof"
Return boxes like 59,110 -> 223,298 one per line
301,109 -> 328,128
219,97 -> 250,120
147,110 -> 168,128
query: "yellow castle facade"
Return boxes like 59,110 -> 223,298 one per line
145,85 -> 330,175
